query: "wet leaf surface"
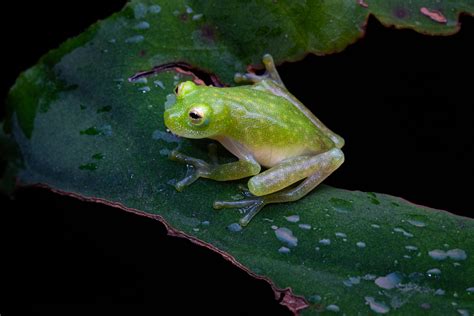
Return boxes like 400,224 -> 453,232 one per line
2,0 -> 473,314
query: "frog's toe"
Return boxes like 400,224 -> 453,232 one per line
213,197 -> 265,226
174,164 -> 199,191
234,72 -> 266,84
169,150 -> 211,191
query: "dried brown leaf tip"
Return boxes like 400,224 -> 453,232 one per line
358,0 -> 368,8
420,7 -> 448,24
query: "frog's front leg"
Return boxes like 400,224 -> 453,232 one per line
235,54 -> 285,88
169,146 -> 261,191
214,148 -> 344,226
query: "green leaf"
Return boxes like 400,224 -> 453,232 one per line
2,0 -> 473,314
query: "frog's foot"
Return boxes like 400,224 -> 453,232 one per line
234,54 -> 285,87
214,196 -> 266,226
169,150 -> 211,191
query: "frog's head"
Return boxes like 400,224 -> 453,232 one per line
164,81 -> 228,139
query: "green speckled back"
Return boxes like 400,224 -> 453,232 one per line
202,85 -> 334,152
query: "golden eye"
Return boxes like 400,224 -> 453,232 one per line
188,108 -> 204,124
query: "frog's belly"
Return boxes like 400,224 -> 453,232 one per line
252,146 -> 311,168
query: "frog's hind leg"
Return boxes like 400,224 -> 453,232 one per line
235,54 -> 286,88
214,148 -> 344,226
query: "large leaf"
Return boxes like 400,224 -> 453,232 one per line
2,0 -> 474,314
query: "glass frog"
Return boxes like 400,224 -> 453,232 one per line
164,54 -> 344,226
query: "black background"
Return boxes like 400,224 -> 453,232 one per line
1,1 -> 473,315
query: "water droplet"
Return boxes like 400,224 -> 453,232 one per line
420,303 -> 431,310
153,80 -> 165,89
447,249 -> 467,261
403,255 -> 411,259
80,125 -> 112,136
193,13 -> 203,21
457,309 -> 470,316
356,241 -> 366,248
370,198 -> 380,205
365,296 -> 390,314
262,218 -> 274,223
393,227 -> 414,238
185,5 -> 193,13
329,197 -> 353,213
326,304 -> 340,312
201,221 -> 210,226
335,232 -> 347,238
92,153 -> 104,160
315,246 -> 320,251
467,287 -> 474,293
434,288 -> 445,296
407,219 -> 426,227
164,94 -> 177,109
371,224 -> 380,229
193,228 -> 200,232
284,215 -> 300,223
271,225 -> 278,230
125,35 -> 145,43
405,245 -> 418,251
134,3 -> 147,19
149,4 -> 161,14
227,223 -> 242,232
429,249 -> 447,260
375,272 -> 402,289
308,294 -> 321,303
367,192 -> 376,198
426,268 -> 441,277
319,239 -> 331,245
274,227 -> 298,247
278,246 -> 291,254
134,21 -> 150,30
152,130 -> 180,143
138,86 -> 151,93
133,77 -> 148,84
79,163 -> 97,171
428,248 -> 467,261
97,105 -> 112,113
343,276 -> 361,287
363,274 -> 377,281
80,127 -> 100,136
298,223 -> 311,230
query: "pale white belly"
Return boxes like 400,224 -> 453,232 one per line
252,146 -> 309,168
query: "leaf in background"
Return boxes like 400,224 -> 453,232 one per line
1,0 -> 473,314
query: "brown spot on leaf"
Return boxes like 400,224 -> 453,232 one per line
358,0 -> 368,9
420,7 -> 448,24
394,7 -> 409,19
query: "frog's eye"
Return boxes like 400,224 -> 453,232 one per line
188,108 -> 204,124
175,81 -> 196,98
188,106 -> 209,127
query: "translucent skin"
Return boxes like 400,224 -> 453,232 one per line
165,81 -> 334,167
164,54 -> 345,226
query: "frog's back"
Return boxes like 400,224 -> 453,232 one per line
205,86 -> 335,167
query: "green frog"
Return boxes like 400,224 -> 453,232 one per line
164,54 -> 344,226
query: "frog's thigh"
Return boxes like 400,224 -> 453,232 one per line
248,148 -> 344,196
